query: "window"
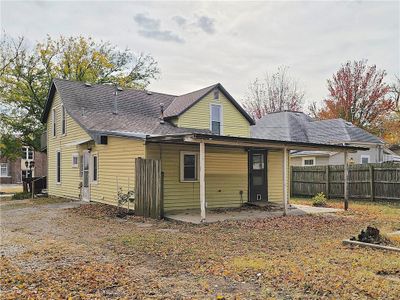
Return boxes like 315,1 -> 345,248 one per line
180,152 -> 198,182
252,154 -> 264,170
56,150 -> 61,183
22,170 -> 32,179
210,104 -> 222,135
72,153 -> 79,168
61,105 -> 66,135
21,147 -> 34,160
79,155 -> 83,177
52,108 -> 56,137
0,163 -> 8,177
213,89 -> 219,100
92,154 -> 98,183
302,158 -> 315,166
361,155 -> 370,164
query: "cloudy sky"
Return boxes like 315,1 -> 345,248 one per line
1,1 -> 399,108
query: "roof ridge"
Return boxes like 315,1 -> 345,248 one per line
53,78 -> 177,97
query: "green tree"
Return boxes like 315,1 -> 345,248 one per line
0,34 -> 160,155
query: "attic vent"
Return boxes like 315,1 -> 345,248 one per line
345,121 -> 352,127
84,82 -> 92,87
146,90 -> 152,95
117,86 -> 123,91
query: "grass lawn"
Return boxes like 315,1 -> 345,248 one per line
1,198 -> 399,299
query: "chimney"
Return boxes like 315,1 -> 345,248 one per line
159,103 -> 165,124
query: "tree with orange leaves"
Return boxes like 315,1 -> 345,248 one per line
310,60 -> 394,134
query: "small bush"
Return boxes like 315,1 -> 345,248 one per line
312,192 -> 327,207
11,192 -> 31,200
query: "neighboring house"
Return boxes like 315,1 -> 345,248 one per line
251,111 -> 400,166
0,147 -> 47,184
41,79 -> 361,218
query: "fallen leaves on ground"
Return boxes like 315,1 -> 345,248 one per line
1,198 -> 399,299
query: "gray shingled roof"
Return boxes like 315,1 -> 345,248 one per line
164,84 -> 217,118
251,111 -> 383,145
43,79 -> 213,140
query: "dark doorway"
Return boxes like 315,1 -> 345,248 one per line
249,150 -> 267,202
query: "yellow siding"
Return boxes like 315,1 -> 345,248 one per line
90,137 -> 145,206
146,143 -> 248,212
47,91 -> 91,199
267,150 -> 284,203
176,91 -> 250,137
47,91 -> 146,205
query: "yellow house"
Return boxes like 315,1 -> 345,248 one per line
41,79 -> 361,221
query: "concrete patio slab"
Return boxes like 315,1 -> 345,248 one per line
165,204 -> 342,224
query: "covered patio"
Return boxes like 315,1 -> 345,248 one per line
165,204 -> 342,224
146,133 -> 366,223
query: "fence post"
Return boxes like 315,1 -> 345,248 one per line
369,164 -> 374,201
344,151 -> 349,210
325,165 -> 329,198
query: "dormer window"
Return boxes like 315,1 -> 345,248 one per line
213,89 -> 219,100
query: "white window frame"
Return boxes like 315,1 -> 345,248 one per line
72,153 -> 79,168
91,152 -> 98,184
52,108 -> 56,137
302,157 -> 316,166
0,163 -> 9,177
210,103 -> 223,135
180,151 -> 199,182
56,150 -> 61,184
360,155 -> 370,164
21,146 -> 34,160
61,104 -> 67,136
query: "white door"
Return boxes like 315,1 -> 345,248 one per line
82,151 -> 90,201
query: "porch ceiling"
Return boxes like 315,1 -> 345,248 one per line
146,133 -> 368,152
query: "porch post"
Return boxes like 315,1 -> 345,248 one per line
200,141 -> 206,221
344,150 -> 349,211
283,147 -> 288,216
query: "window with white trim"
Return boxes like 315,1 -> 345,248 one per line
22,170 -> 32,179
52,108 -> 56,137
21,147 -> 34,160
92,154 -> 98,183
0,163 -> 9,177
302,158 -> 315,166
210,104 -> 222,135
61,105 -> 66,135
56,150 -> 61,183
180,152 -> 198,182
361,155 -> 370,164
72,153 -> 79,168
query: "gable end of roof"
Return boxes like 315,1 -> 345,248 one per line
164,83 -> 255,125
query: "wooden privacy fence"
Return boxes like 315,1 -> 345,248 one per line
135,158 -> 163,218
291,163 -> 400,201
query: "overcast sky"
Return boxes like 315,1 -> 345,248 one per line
1,1 -> 399,108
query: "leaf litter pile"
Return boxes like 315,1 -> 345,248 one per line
1,198 -> 399,299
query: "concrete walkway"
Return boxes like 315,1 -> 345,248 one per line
165,204 -> 341,224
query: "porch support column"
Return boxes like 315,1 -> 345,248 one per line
283,147 -> 288,216
344,150 -> 349,211
200,141 -> 206,222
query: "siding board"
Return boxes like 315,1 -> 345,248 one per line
146,143 -> 248,212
